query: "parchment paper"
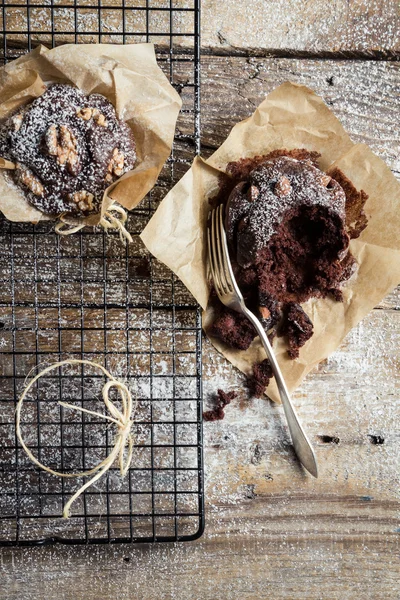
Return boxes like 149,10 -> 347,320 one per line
141,82 -> 400,402
0,43 -> 182,225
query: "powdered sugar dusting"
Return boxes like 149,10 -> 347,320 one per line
202,0 -> 399,54
227,156 -> 346,265
0,84 -> 136,216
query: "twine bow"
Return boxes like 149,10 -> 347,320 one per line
16,359 -> 136,519
55,202 -> 133,245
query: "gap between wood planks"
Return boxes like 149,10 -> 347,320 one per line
201,47 -> 400,61
2,40 -> 400,61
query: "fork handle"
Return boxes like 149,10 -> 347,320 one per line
243,308 -> 318,478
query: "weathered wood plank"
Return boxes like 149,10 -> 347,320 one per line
0,534 -> 398,600
196,56 -> 400,172
1,0 -> 399,56
202,0 -> 400,56
1,55 -> 400,599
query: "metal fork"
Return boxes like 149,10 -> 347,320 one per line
208,204 -> 318,477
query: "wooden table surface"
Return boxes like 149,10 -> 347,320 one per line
1,2 -> 400,599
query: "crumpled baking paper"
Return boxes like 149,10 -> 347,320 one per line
141,82 -> 400,402
0,43 -> 182,225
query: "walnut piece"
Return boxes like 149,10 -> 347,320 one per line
11,113 -> 24,132
45,124 -> 58,155
46,124 -> 79,175
76,107 -> 93,121
274,176 -> 291,197
259,306 -> 271,320
320,174 -> 332,187
17,164 -> 44,196
76,107 -> 107,127
94,111 -> 107,127
247,185 -> 260,202
105,148 -> 125,182
68,190 -> 94,212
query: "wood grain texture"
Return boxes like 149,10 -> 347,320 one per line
1,0 -> 399,56
196,56 -> 400,173
201,0 -> 400,57
1,56 -> 400,600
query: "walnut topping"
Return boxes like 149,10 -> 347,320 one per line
76,107 -> 107,127
76,107 -> 93,121
68,190 -> 94,212
247,185 -> 260,202
11,113 -> 24,132
45,124 -> 58,155
274,176 -> 291,197
45,124 -> 79,175
259,306 -> 271,320
320,174 -> 332,187
105,148 -> 125,182
94,111 -> 107,127
17,164 -> 44,196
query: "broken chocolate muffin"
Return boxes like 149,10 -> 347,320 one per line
210,149 -> 368,395
0,84 -> 136,216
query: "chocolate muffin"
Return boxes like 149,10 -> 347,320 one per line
210,149 -> 368,394
0,84 -> 136,216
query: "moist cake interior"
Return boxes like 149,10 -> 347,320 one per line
210,149 -> 368,396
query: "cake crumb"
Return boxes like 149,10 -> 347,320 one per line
328,167 -> 368,239
249,359 -> 273,397
210,308 -> 256,350
281,302 -> 314,359
203,389 -> 238,421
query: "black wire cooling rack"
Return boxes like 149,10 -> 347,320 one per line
0,0 -> 204,546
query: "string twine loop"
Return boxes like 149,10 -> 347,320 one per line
16,359 -> 136,519
55,203 -> 133,245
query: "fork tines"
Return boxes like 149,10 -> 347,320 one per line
208,205 -> 234,298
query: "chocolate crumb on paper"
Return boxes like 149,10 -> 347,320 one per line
141,82 -> 400,402
209,149 -> 368,394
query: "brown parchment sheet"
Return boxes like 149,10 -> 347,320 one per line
140,82 -> 400,402
0,43 -> 182,225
